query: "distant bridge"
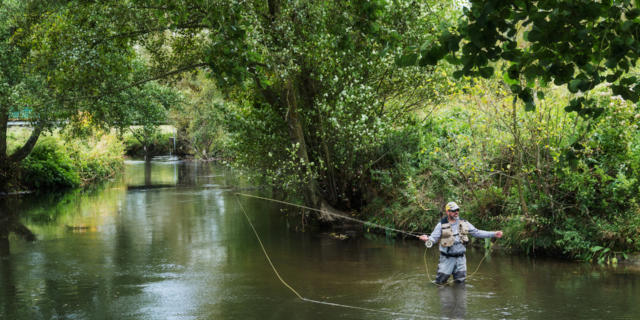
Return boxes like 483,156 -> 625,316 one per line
7,121 -> 32,127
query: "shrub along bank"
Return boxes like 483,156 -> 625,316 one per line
7,129 -> 124,191
360,80 -> 640,263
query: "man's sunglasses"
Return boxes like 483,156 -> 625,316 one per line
449,209 -> 459,212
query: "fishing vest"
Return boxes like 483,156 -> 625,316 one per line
439,217 -> 469,247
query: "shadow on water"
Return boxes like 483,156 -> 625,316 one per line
0,249 -> 16,316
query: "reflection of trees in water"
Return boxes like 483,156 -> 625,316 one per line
1,205 -> 29,318
178,161 -> 197,186
1,184 -> 121,258
0,197 -> 36,257
176,161 -> 224,186
0,247 -> 17,316
145,160 -> 152,186
130,160 -> 233,188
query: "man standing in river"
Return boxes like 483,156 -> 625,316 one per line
418,202 -> 503,284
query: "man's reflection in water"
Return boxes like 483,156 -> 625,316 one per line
438,283 -> 467,319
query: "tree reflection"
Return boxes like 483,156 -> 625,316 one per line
0,246 -> 16,316
0,197 -> 36,257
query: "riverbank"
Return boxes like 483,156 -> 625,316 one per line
4,119 -> 638,265
623,253 -> 640,267
4,128 -> 124,192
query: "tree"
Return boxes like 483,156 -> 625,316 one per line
171,73 -> 229,160
82,0 -> 456,218
3,0 -> 458,217
0,0 -> 177,190
421,0 -> 640,116
123,82 -> 178,161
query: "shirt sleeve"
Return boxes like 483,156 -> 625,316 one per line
429,223 -> 443,243
466,221 -> 495,239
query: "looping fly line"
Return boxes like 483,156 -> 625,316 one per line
234,195 -> 435,319
234,192 -> 491,299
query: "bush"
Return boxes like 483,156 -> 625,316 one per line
18,131 -> 124,191
67,131 -> 125,184
21,137 -> 81,189
359,76 -> 640,260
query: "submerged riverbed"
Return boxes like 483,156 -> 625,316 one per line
1,160 -> 639,319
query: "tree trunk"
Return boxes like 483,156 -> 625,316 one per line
322,140 -> 338,204
8,123 -> 43,163
285,85 -> 341,221
0,109 -> 9,191
253,3 -> 343,221
1,114 -> 44,191
0,108 -> 8,158
0,200 -> 37,257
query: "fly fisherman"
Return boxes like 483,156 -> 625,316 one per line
418,202 -> 503,284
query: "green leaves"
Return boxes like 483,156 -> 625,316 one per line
568,78 -> 585,93
518,87 -> 535,111
395,53 -> 419,67
418,45 -> 446,67
422,0 -> 640,114
479,66 -> 494,78
563,97 -> 604,119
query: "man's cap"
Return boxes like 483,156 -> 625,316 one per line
445,202 -> 459,211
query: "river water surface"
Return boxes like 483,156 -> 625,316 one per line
1,160 -> 639,319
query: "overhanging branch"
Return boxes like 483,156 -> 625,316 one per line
8,123 -> 44,163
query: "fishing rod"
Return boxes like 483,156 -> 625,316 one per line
234,192 -> 492,286
235,192 -> 423,238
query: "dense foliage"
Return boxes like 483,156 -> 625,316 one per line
421,0 -> 640,116
9,129 -> 124,190
0,0 -> 177,191
60,0 -> 458,216
218,1 -> 455,213
1,0 -> 638,261
170,72 -> 230,160
123,130 -> 176,159
365,76 -> 640,261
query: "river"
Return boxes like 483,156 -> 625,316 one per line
1,160 -> 639,319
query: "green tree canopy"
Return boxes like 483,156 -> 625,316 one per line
0,0 -> 178,190
86,0 -> 458,214
3,0 -> 458,213
421,0 -> 640,116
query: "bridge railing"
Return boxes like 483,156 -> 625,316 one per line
8,108 -> 32,121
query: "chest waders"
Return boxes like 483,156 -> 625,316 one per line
436,217 -> 470,284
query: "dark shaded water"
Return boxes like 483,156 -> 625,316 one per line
1,160 -> 639,319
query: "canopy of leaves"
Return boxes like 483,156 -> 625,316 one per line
69,0 -> 458,209
1,0 -> 179,165
421,0 -> 640,116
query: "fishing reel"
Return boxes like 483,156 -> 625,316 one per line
424,239 -> 434,248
